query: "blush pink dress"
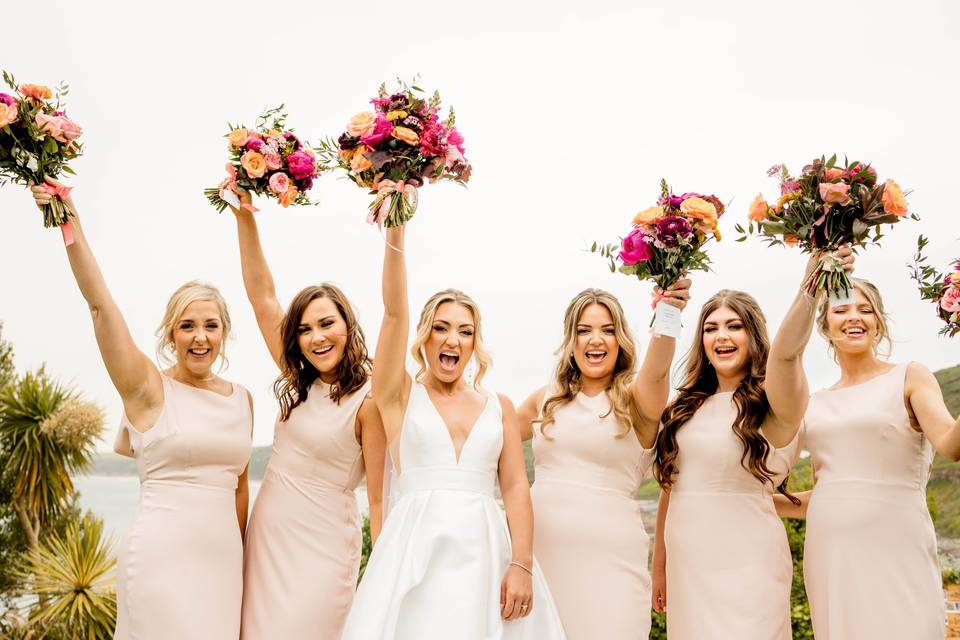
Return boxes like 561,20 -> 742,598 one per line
664,392 -> 798,640
112,374 -> 252,640
531,390 -> 654,639
240,379 -> 371,639
803,363 -> 944,639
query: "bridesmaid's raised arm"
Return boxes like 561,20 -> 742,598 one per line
631,278 -> 692,448
230,191 -> 285,366
30,179 -> 161,420
372,225 -> 410,439
904,362 -> 960,461
764,248 -> 853,448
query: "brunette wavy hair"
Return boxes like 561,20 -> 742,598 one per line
535,289 -> 640,439
653,290 -> 797,503
274,284 -> 371,421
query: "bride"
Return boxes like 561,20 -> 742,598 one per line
341,223 -> 566,639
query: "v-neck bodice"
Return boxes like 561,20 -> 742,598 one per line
397,382 -> 502,476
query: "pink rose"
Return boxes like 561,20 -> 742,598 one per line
268,172 -> 290,195
941,286 -> 960,313
819,182 -> 851,205
360,115 -> 393,148
56,116 -> 82,142
619,227 -> 653,265
35,113 -> 63,140
264,154 -> 282,171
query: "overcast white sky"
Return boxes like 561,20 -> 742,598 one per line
1,0 -> 958,449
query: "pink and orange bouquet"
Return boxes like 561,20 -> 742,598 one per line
205,105 -> 321,213
593,179 -> 723,291
315,80 -> 471,228
737,155 -> 914,298
910,235 -> 960,337
0,71 -> 83,232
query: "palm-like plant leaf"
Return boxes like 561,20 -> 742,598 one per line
19,513 -> 117,640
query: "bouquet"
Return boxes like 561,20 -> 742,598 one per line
592,180 -> 724,337
205,105 -> 321,213
0,71 -> 83,239
315,80 -> 471,228
909,235 -> 960,337
736,155 -> 914,301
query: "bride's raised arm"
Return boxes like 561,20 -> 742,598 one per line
372,225 -> 411,441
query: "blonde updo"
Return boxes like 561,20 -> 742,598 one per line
816,278 -> 892,359
155,281 -> 232,367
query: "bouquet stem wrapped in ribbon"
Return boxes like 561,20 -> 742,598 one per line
316,79 -> 471,229
593,180 -> 724,338
909,235 -> 960,337
204,105 -> 322,213
737,155 -> 915,305
0,71 -> 83,244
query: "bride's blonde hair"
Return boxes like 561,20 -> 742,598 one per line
410,289 -> 492,390
535,289 -> 640,439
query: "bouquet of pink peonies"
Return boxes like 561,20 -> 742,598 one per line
910,235 -> 960,337
0,71 -> 83,236
737,155 -> 915,301
315,80 -> 471,228
592,180 -> 724,336
205,105 -> 322,213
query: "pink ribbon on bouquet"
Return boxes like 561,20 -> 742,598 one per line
41,182 -> 75,246
651,292 -> 666,310
220,164 -> 258,213
367,179 -> 418,229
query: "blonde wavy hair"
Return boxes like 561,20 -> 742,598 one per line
155,281 -> 232,368
816,278 -> 892,359
411,289 -> 492,390
535,289 -> 640,439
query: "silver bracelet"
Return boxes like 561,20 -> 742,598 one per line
510,561 -> 533,575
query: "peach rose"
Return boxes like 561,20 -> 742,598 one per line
264,154 -> 282,171
21,84 -> 52,100
679,197 -> 718,225
391,126 -> 420,146
351,148 -> 372,172
347,112 -> 376,138
747,194 -> 769,222
818,182 -> 851,205
949,271 -> 960,284
268,172 -> 290,195
0,103 -> 18,128
633,205 -> 664,225
881,179 -> 908,216
228,128 -> 250,149
35,113 -> 63,141
823,167 -> 844,181
57,116 -> 82,142
279,185 -> 299,208
241,151 -> 267,179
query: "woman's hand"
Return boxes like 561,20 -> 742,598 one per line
30,176 -> 76,214
227,188 -> 253,216
803,245 -> 855,289
654,277 -> 692,311
652,563 -> 667,613
500,563 -> 533,621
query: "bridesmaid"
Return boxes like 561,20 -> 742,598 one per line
516,283 -> 690,639
30,180 -> 252,640
775,278 -> 951,639
651,249 -> 853,640
229,194 -> 386,640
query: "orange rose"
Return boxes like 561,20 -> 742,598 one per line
823,167 -> 844,181
279,186 -> 299,207
784,235 -> 799,247
339,147 -> 356,162
21,84 -> 51,100
633,205 -> 664,225
351,148 -> 372,172
679,197 -> 718,225
0,103 -> 18,128
949,272 -> 960,283
240,151 -> 267,179
347,112 -> 376,138
391,126 -> 420,145
747,194 -> 770,222
881,179 -> 908,216
228,128 -> 250,149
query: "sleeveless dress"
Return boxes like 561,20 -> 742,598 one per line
341,382 -> 567,639
803,363 -> 944,639
241,379 -> 371,639
664,391 -> 798,640
531,390 -> 654,639
112,374 -> 252,640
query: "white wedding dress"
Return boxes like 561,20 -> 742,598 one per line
342,382 -> 567,639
